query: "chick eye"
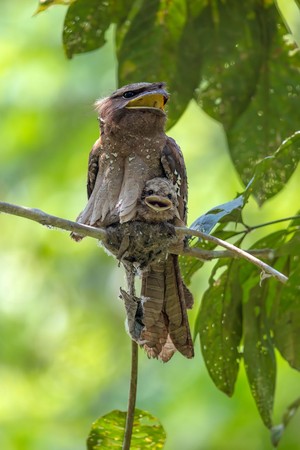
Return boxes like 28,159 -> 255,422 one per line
167,193 -> 172,199
147,190 -> 154,195
123,91 -> 136,99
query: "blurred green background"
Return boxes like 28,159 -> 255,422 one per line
1,1 -> 300,449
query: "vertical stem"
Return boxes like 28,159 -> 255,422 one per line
122,340 -> 139,450
122,265 -> 139,450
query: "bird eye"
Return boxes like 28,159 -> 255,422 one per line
167,193 -> 172,199
123,91 -> 136,99
147,190 -> 154,196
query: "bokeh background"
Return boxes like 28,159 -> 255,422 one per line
1,1 -> 300,449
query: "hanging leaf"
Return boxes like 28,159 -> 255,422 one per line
194,1 -> 300,197
196,258 -> 243,396
87,409 -> 166,449
243,279 -> 276,428
117,0 -> 204,127
63,0 -> 133,58
63,0 -> 113,58
243,226 -> 300,371
227,6 -> 300,190
270,235 -> 300,370
195,0 -> 264,130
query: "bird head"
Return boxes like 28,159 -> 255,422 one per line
95,82 -> 169,137
138,177 -> 180,223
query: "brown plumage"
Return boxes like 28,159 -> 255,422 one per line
72,82 -> 194,361
137,177 -> 193,361
74,82 -> 168,229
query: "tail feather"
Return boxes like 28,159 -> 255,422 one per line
140,264 -> 168,358
141,255 -> 194,361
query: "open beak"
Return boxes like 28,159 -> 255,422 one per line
145,195 -> 173,212
126,92 -> 167,112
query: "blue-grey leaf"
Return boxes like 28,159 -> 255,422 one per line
190,195 -> 244,234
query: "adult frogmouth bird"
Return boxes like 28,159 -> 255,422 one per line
74,82 -> 170,228
72,82 -> 194,361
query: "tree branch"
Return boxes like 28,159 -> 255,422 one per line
0,201 -> 288,284
176,227 -> 288,284
0,201 -> 106,240
122,340 -> 138,450
181,246 -> 275,261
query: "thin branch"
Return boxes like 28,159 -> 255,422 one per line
122,267 -> 138,450
0,201 -> 288,284
181,246 -> 275,261
222,215 -> 300,239
245,215 -> 300,232
176,227 -> 288,284
122,340 -> 138,450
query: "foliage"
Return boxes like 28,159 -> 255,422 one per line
87,409 -> 166,449
1,0 -> 300,448
39,0 -> 300,191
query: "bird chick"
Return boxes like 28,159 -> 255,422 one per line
137,177 -> 180,223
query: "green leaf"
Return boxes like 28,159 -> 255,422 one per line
117,0 -> 203,127
227,5 -> 300,190
197,258 -> 243,396
63,0 -> 113,58
244,226 -> 300,371
270,237 -> 300,370
34,0 -> 74,15
243,279 -> 276,428
238,229 -> 298,428
87,409 -> 166,449
243,132 -> 300,205
179,251 -> 206,287
196,0 -> 264,130
194,2 -> 300,197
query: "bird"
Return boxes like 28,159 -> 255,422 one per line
72,82 -> 194,361
73,82 -> 169,230
137,177 -> 180,223
137,177 -> 194,361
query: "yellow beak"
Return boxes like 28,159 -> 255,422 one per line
126,93 -> 166,111
145,195 -> 172,212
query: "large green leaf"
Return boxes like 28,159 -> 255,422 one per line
63,0 -> 112,58
194,2 -> 300,197
243,225 -> 300,374
195,0 -> 264,130
117,0 -> 204,127
227,5 -> 300,189
269,231 -> 300,370
87,409 -> 166,449
63,0 -> 133,58
272,272 -> 300,370
243,279 -> 276,429
197,258 -> 243,396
